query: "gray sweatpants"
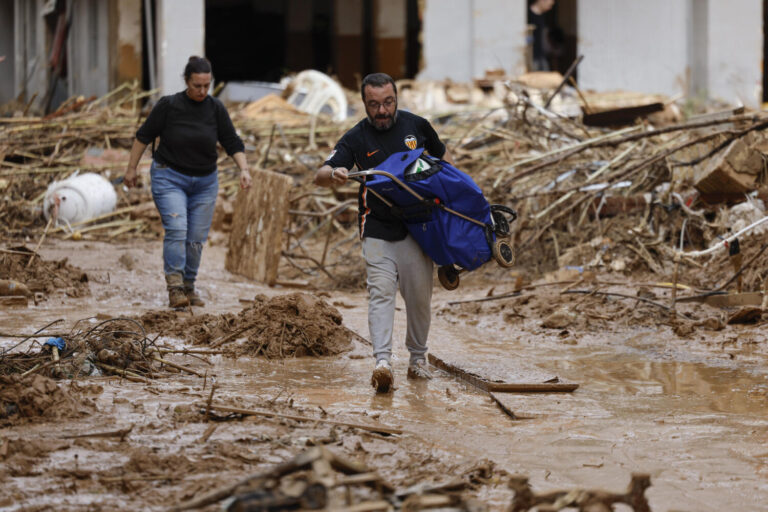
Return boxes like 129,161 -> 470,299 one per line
362,235 -> 433,365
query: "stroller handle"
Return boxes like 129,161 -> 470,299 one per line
347,170 -> 426,202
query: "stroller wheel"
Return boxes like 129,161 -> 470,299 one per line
492,240 -> 516,268
438,265 -> 460,290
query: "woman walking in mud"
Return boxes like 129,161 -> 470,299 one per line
123,55 -> 252,308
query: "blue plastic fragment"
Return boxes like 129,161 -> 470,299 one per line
44,337 -> 66,351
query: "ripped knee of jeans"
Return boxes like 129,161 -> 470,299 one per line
187,241 -> 205,252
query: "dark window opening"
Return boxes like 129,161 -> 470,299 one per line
763,0 -> 768,101
205,0 -> 335,83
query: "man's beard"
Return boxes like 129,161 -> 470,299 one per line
368,110 -> 397,131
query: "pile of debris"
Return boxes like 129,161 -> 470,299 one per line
171,445 -> 653,512
138,292 -> 351,358
0,83 -> 159,241
229,74 -> 768,297
0,245 -> 89,302
4,73 -> 768,301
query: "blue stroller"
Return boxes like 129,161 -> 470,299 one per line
348,148 -> 517,290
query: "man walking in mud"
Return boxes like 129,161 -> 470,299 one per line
315,73 -> 454,393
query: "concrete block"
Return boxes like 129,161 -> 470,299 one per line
694,138 -> 762,197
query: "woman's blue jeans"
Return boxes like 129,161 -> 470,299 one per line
150,161 -> 218,285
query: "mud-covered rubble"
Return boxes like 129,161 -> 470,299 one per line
3,76 -> 768,511
0,381 -> 518,511
0,246 -> 89,298
138,292 -> 352,358
0,293 -> 351,393
0,374 -> 96,425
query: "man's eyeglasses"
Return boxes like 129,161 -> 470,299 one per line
366,98 -> 396,110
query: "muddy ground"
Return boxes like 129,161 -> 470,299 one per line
1,237 -> 767,511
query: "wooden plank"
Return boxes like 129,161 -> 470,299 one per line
428,354 -> 491,391
0,296 -> 29,307
225,169 -> 293,285
427,354 -> 578,393
487,382 -> 579,392
702,292 -> 762,308
582,102 -> 664,127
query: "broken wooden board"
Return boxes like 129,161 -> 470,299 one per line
428,354 -> 578,393
582,102 -> 664,127
700,292 -> 762,308
226,169 -> 293,285
0,296 -> 29,307
680,291 -> 763,307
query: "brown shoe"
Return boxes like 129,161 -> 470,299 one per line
165,274 -> 189,308
184,284 -> 205,307
168,287 -> 190,308
371,360 -> 393,393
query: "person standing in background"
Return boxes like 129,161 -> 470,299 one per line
528,0 -> 556,71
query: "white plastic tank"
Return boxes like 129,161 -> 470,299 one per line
43,172 -> 117,227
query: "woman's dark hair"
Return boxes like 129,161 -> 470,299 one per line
361,73 -> 397,101
183,56 -> 212,81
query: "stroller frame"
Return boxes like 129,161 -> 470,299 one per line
348,169 -> 518,290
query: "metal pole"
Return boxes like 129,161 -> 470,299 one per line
143,0 -> 156,94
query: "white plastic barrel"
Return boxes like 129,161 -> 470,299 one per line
43,172 -> 117,227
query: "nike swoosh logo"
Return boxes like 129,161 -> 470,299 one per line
367,150 -> 379,157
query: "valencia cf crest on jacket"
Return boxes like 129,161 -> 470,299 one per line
404,135 -> 417,150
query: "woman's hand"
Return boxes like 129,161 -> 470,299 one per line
240,169 -> 252,190
124,167 -> 138,188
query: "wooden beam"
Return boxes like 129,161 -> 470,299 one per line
428,354 -> 578,393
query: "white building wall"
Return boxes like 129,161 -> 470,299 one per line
472,0 -> 527,78
577,0 -> 690,98
706,0 -> 762,107
420,0 -> 526,82
578,0 -> 763,107
156,0 -> 205,96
